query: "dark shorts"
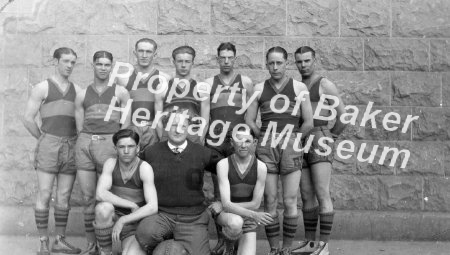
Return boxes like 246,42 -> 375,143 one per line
303,126 -> 334,168
115,207 -> 139,241
75,133 -> 116,173
256,132 -> 303,175
34,133 -> 77,175
242,217 -> 258,234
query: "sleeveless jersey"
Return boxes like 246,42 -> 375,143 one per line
164,78 -> 200,116
81,83 -> 121,134
308,77 -> 328,127
228,155 -> 258,203
259,78 -> 300,133
111,159 -> 145,207
210,74 -> 245,128
126,69 -> 160,122
40,79 -> 77,137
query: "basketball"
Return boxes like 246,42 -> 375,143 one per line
152,239 -> 188,255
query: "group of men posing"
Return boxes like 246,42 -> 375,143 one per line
23,38 -> 347,255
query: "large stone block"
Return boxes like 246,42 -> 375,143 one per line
444,73 -> 450,107
70,67 -> 93,88
412,108 -> 450,141
392,0 -> 450,37
391,72 -> 441,107
86,35 -> 129,64
28,67 -> 56,86
331,175 -> 379,210
211,0 -> 285,36
0,68 -> 29,101
355,141 -> 397,176
378,176 -> 422,211
325,71 -> 390,106
309,38 -> 363,71
0,137 -> 36,173
0,169 -> 37,206
3,0 -> 56,34
185,36 -> 231,68
3,35 -> 43,67
340,106 -> 412,141
431,40 -> 450,72
264,37 -> 309,70
364,39 -> 429,71
230,37 -> 264,69
423,177 -> 450,212
340,0 -> 390,37
396,142 -> 445,176
287,0 -> 339,37
444,142 -> 450,177
158,0 -> 210,34
40,35 -> 87,68
332,141 -> 356,175
3,99 -> 31,138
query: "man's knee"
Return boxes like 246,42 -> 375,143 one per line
95,202 -> 114,224
224,215 -> 244,235
82,194 -> 96,210
135,215 -> 163,250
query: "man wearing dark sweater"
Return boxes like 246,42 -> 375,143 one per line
136,109 -> 222,255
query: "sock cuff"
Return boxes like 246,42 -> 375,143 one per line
283,214 -> 299,220
303,206 -> 319,213
93,221 -> 114,230
54,206 -> 70,213
320,211 -> 335,217
35,207 -> 50,213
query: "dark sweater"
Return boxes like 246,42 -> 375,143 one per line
142,140 -> 222,215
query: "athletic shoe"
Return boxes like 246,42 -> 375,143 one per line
268,247 -> 280,255
279,247 -> 292,255
37,236 -> 50,255
291,240 -> 317,254
81,242 -> 98,255
310,241 -> 329,255
51,235 -> 82,254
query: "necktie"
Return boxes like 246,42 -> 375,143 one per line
172,147 -> 180,154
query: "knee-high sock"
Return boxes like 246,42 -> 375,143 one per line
35,208 -> 49,237
283,214 -> 298,248
54,206 -> 70,236
94,222 -> 113,252
302,206 -> 319,241
319,211 -> 335,243
265,214 -> 280,249
84,212 -> 96,243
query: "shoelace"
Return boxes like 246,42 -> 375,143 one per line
58,236 -> 78,250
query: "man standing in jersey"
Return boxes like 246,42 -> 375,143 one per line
246,47 -> 314,255
291,46 -> 347,255
75,51 -> 131,254
215,127 -> 271,255
203,42 -> 254,254
119,38 -> 171,155
136,110 -> 222,255
23,47 -> 82,255
154,45 -> 210,144
94,129 -> 158,255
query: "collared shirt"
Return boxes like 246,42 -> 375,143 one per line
167,140 -> 188,153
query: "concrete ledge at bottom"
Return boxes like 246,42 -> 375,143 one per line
1,206 -> 450,241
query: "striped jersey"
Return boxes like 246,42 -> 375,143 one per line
227,155 -> 258,203
164,78 -> 200,116
126,69 -> 160,123
111,158 -> 145,207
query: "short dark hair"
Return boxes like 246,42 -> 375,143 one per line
235,125 -> 255,138
172,45 -> 196,60
93,50 -> 113,62
135,38 -> 158,51
112,129 -> 140,146
266,46 -> 288,61
217,42 -> 236,56
53,47 -> 77,60
294,46 -> 316,58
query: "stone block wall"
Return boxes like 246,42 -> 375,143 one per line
0,0 -> 449,216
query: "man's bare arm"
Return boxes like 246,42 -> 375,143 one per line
322,79 -> 347,136
22,82 -> 47,139
245,82 -> 262,138
198,82 -> 211,143
117,85 -> 131,129
96,158 -> 139,210
118,162 -> 158,225
74,88 -> 86,133
294,81 -> 314,135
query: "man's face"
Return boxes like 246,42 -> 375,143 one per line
93,57 -> 112,81
56,54 -> 77,78
266,52 -> 287,81
217,50 -> 236,74
295,52 -> 315,77
173,53 -> 194,77
134,42 -> 156,68
232,133 -> 256,158
115,137 -> 139,164
167,114 -> 189,146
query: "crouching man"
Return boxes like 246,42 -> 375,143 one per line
213,127 -> 272,255
94,129 -> 158,255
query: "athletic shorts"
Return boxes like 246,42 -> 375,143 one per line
34,133 -> 77,175
242,217 -> 258,234
75,132 -> 116,173
256,132 -> 303,175
303,126 -> 334,168
129,123 -> 159,152
115,207 -> 139,241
